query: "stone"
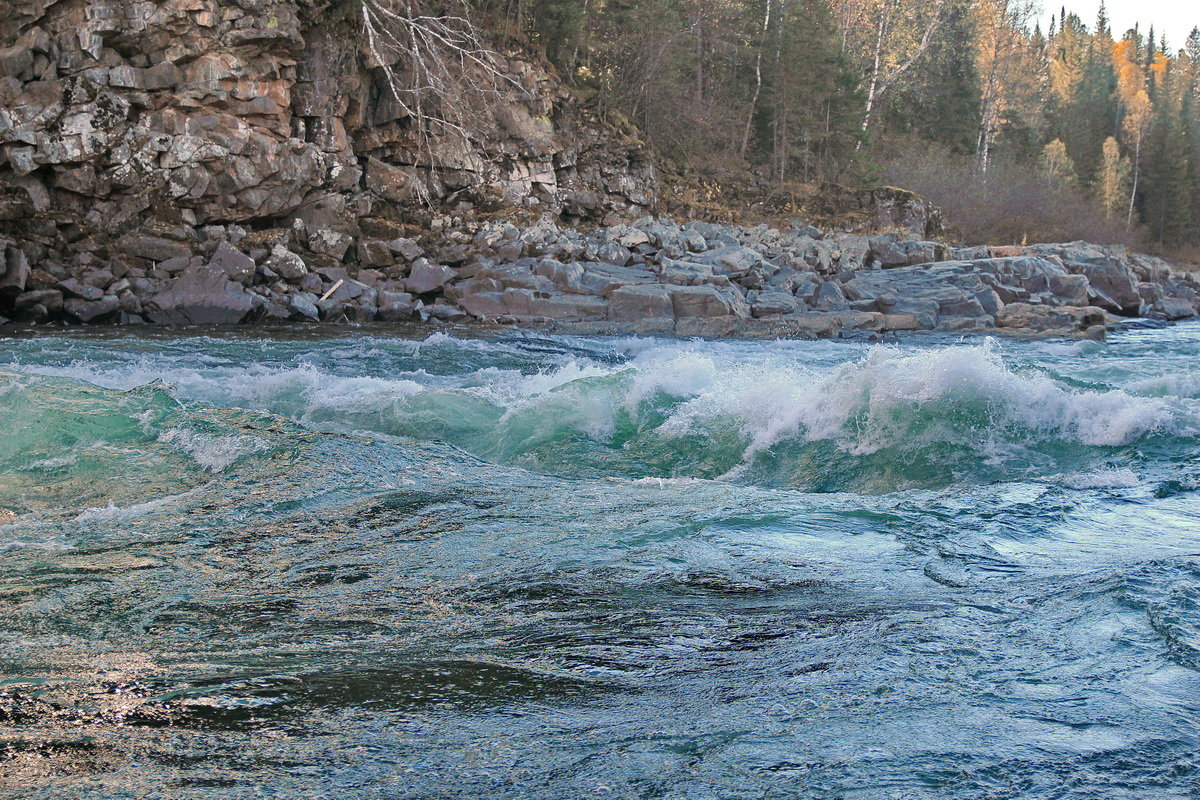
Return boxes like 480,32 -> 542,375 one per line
659,258 -> 715,286
752,291 -> 803,317
994,302 -> 1107,332
57,277 -> 103,301
1028,243 -> 1141,315
264,245 -> 308,281
609,284 -> 674,322
378,289 -> 416,321
868,235 -> 908,267
0,243 -> 30,296
695,245 -> 763,277
458,291 -> 508,318
308,229 -> 352,261
146,265 -> 255,325
64,295 -> 120,322
388,238 -> 425,261
119,235 -> 193,263
289,293 -> 320,321
366,158 -> 420,203
596,241 -> 631,267
1154,298 -> 1196,320
405,260 -> 456,295
811,281 -> 848,311
208,241 -> 255,285
15,289 -> 63,313
669,285 -> 747,319
502,289 -> 608,320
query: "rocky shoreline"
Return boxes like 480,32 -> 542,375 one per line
5,0 -> 1193,342
1,215 -> 1197,340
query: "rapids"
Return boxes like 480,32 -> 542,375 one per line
1,323 -> 1198,798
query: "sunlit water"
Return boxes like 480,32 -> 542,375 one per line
1,323 -> 1198,799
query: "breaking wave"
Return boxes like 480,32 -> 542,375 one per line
9,337 -> 1196,493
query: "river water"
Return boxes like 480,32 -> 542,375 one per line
1,323 -> 1198,799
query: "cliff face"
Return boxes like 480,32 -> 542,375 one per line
0,0 -> 657,249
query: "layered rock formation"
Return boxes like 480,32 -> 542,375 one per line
0,0 -> 657,322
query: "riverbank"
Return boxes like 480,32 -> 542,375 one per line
2,215 -> 1197,340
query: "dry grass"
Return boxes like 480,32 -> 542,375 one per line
880,145 -> 1137,247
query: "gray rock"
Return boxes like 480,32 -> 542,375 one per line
458,291 -> 509,318
502,289 -> 608,320
694,245 -> 763,277
1028,243 -> 1141,315
609,284 -> 674,322
57,278 -> 103,301
597,241 -> 631,267
752,291 -> 803,317
388,238 -> 425,261
669,285 -> 748,319
868,234 -> 908,268
119,235 -> 193,263
378,289 -> 416,321
811,282 -> 848,311
146,265 -> 255,325
658,258 -> 715,286
405,260 -> 456,295
0,242 -> 30,296
64,295 -> 120,322
265,245 -> 308,281
209,241 -> 255,285
308,229 -> 353,261
15,288 -> 63,313
289,293 -> 320,321
1154,297 -> 1196,320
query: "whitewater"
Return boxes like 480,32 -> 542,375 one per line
1,323 -> 1199,799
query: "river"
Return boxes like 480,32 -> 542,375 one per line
2,323 -> 1198,798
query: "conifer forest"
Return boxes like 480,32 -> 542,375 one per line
473,0 -> 1200,253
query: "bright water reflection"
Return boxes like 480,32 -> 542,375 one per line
1,323 -> 1198,798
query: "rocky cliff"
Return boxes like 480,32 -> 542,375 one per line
0,0 -> 662,323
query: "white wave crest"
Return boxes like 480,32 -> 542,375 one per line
1052,468 -> 1142,489
157,428 -> 269,472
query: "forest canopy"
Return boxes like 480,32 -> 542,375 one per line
456,0 -> 1200,251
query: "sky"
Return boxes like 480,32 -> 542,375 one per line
1045,0 -> 1198,49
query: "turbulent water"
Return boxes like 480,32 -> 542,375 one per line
2,323 -> 1199,799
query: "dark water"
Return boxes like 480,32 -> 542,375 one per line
2,324 -> 1199,798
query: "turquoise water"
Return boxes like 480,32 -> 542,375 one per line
1,323 -> 1199,798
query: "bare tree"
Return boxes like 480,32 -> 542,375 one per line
846,0 -> 948,144
357,0 -> 518,145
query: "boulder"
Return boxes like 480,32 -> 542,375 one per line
146,265 -> 255,325
209,241 -> 255,285
1028,243 -> 1141,315
378,289 -> 416,321
994,302 -> 1107,332
609,284 -> 674,322
289,293 -> 320,321
265,245 -> 308,281
64,295 -> 120,323
58,278 -> 103,301
405,260 -> 456,295
0,242 -> 30,297
811,281 -> 849,311
752,291 -> 804,317
15,289 -> 63,313
669,285 -> 748,319
119,235 -> 194,263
